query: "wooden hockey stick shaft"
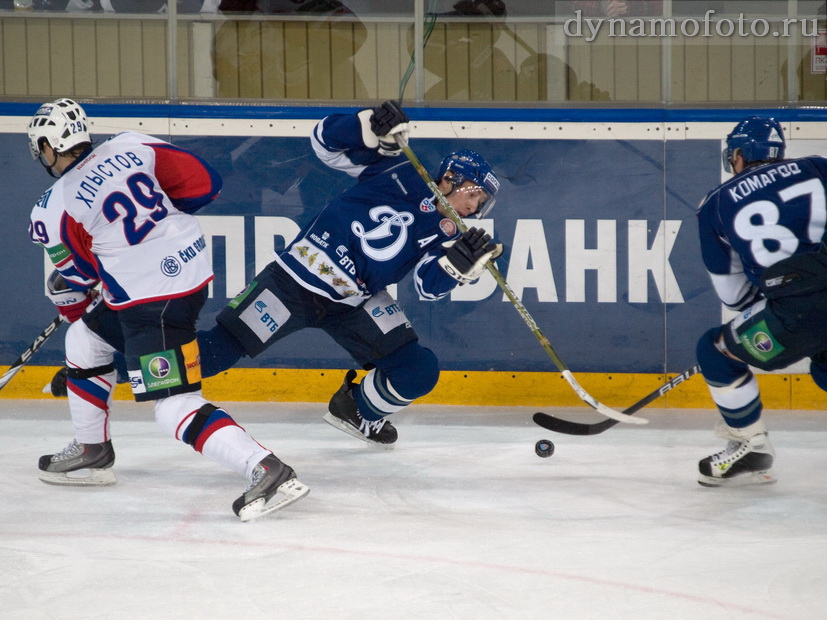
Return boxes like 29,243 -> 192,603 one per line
0,315 -> 64,391
396,135 -> 646,425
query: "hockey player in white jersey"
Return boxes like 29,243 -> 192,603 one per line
27,98 -> 308,520
196,100 -> 502,446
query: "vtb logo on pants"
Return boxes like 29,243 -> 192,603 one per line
240,289 -> 292,342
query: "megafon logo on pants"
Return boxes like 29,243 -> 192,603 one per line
752,332 -> 773,353
139,350 -> 183,392
740,320 -> 785,363
148,356 -> 171,379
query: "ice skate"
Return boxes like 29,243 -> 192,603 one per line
323,369 -> 398,447
232,454 -> 309,522
38,439 -> 117,486
698,420 -> 776,487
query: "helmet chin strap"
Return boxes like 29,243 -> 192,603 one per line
38,148 -> 61,178
438,175 -> 459,202
42,161 -> 60,179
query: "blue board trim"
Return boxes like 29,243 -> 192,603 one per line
3,101 -> 827,123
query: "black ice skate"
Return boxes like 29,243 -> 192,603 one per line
38,439 -> 117,486
698,420 -> 776,487
323,369 -> 398,446
232,454 -> 309,522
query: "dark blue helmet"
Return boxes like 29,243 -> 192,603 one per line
723,117 -> 785,172
436,149 -> 499,218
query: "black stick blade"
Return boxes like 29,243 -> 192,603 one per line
532,412 -> 616,436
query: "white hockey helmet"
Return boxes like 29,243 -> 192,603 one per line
27,98 -> 91,160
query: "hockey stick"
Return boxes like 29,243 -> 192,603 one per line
396,135 -> 645,425
0,315 -> 64,391
532,364 -> 701,435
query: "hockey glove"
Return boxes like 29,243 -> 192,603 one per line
46,270 -> 94,323
438,227 -> 503,285
357,100 -> 410,156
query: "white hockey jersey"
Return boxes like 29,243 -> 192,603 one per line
28,132 -> 222,309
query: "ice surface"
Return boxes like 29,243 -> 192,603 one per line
1,400 -> 825,619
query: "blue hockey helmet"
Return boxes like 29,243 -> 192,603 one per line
436,149 -> 500,218
723,116 -> 785,173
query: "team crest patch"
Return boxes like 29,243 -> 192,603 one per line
420,198 -> 436,213
161,256 -> 181,277
439,218 -> 457,236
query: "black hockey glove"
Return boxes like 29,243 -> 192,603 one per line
438,227 -> 503,284
370,100 -> 409,136
357,100 -> 410,156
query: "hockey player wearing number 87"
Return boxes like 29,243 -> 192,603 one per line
26,98 -> 308,521
195,100 -> 502,446
695,116 -> 827,487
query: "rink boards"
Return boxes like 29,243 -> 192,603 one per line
2,104 -> 826,406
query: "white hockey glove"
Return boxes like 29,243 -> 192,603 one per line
357,100 -> 410,156
438,227 -> 503,285
46,270 -> 95,323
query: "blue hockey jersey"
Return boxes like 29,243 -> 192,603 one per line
274,112 -> 465,306
697,156 -> 827,310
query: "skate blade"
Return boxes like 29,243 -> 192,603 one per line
238,478 -> 310,522
322,412 -> 395,449
38,467 -> 117,487
698,470 -> 777,488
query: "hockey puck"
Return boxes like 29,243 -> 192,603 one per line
535,439 -> 555,458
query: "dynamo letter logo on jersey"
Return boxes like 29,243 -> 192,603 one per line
351,206 -> 415,261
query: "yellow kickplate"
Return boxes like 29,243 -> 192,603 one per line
1,365 -> 821,410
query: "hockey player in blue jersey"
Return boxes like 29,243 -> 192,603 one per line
695,116 -> 827,486
197,100 -> 502,446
